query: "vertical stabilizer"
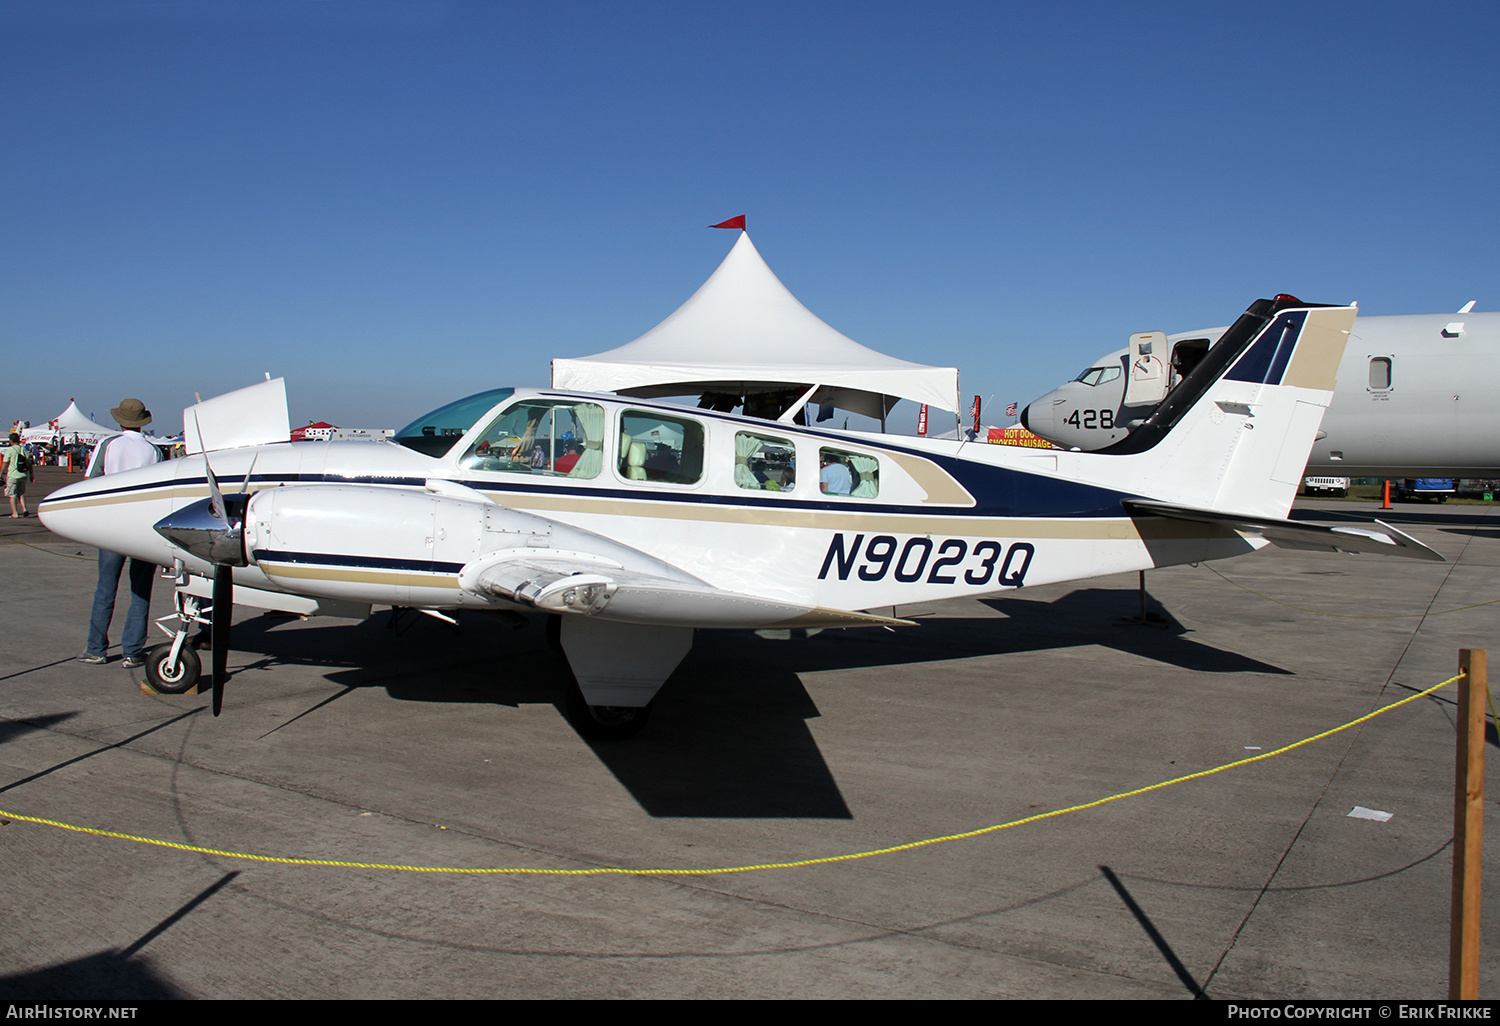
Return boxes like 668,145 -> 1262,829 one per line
1099,298 -> 1356,519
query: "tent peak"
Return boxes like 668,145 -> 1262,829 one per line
552,232 -> 960,416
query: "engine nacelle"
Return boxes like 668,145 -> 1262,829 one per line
243,484 -> 555,608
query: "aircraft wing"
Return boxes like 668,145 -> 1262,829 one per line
460,551 -> 914,629
1122,499 -> 1445,561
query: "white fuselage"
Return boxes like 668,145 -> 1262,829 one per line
40,388 -> 1270,624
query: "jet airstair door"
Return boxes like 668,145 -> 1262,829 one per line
1123,331 -> 1170,408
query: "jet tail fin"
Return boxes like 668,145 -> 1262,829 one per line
1101,298 -> 1357,519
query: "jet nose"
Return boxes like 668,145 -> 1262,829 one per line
1020,392 -> 1059,437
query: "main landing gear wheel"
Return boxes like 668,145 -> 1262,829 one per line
564,681 -> 653,741
144,642 -> 201,695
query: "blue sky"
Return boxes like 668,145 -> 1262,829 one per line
3,0 -> 1497,435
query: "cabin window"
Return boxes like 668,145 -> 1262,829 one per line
619,411 -> 705,485
735,432 -> 795,492
458,399 -> 605,478
1369,357 -> 1392,390
819,447 -> 878,498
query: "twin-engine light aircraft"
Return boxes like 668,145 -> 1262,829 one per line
40,296 -> 1441,739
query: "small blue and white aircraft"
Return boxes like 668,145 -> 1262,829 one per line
40,296 -> 1441,738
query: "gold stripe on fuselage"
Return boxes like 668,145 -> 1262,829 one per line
43,478 -> 1238,543
479,489 -> 1236,541
259,564 -> 462,589
40,482 -> 204,512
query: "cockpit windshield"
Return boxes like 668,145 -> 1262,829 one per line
394,388 -> 515,458
1073,365 -> 1121,387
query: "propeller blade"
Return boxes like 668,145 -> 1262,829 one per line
211,564 -> 233,716
205,456 -> 226,522
240,453 -> 257,496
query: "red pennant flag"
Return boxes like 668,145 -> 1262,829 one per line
709,215 -> 746,230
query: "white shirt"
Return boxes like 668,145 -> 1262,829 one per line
87,431 -> 161,477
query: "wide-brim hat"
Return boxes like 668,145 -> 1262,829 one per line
111,398 -> 152,428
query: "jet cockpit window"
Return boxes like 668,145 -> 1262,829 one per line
619,411 -> 704,485
735,431 -> 795,492
459,399 -> 605,478
1074,366 -> 1121,387
394,388 -> 515,458
819,447 -> 878,498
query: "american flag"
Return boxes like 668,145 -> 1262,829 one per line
1005,402 -> 1018,418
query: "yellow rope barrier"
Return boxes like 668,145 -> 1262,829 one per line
0,673 -> 1464,877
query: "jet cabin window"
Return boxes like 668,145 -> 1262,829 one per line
619,411 -> 705,485
459,399 -> 605,478
1074,365 -> 1121,387
819,447 -> 878,498
1369,357 -> 1392,390
735,431 -> 795,492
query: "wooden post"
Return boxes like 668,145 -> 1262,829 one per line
1450,648 -> 1486,999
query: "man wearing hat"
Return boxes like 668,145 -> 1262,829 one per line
78,398 -> 162,668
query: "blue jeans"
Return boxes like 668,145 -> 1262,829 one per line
87,550 -> 156,659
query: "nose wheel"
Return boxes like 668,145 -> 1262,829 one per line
144,643 -> 202,694
143,587 -> 210,696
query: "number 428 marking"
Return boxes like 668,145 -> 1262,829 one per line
817,534 -> 1034,587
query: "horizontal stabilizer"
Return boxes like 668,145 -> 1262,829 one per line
1123,499 -> 1445,562
462,550 -> 914,628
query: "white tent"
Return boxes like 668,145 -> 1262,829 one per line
550,231 -> 959,421
19,400 -> 119,445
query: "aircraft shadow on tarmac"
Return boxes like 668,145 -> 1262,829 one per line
0,950 -> 186,1000
1291,507 -> 1498,528
0,871 -> 236,1000
206,587 -> 1286,819
0,711 -> 77,746
1438,526 -> 1500,540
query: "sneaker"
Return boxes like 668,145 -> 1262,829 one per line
76,654 -> 107,665
122,655 -> 145,668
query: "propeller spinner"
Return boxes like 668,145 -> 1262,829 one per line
152,459 -> 251,715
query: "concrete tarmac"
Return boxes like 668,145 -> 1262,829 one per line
1,466 -> 1496,999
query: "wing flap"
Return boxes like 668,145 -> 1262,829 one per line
462,550 -> 913,628
1123,499 -> 1445,562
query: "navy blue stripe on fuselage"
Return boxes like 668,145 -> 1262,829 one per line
252,549 -> 465,575
163,463 -> 1138,520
